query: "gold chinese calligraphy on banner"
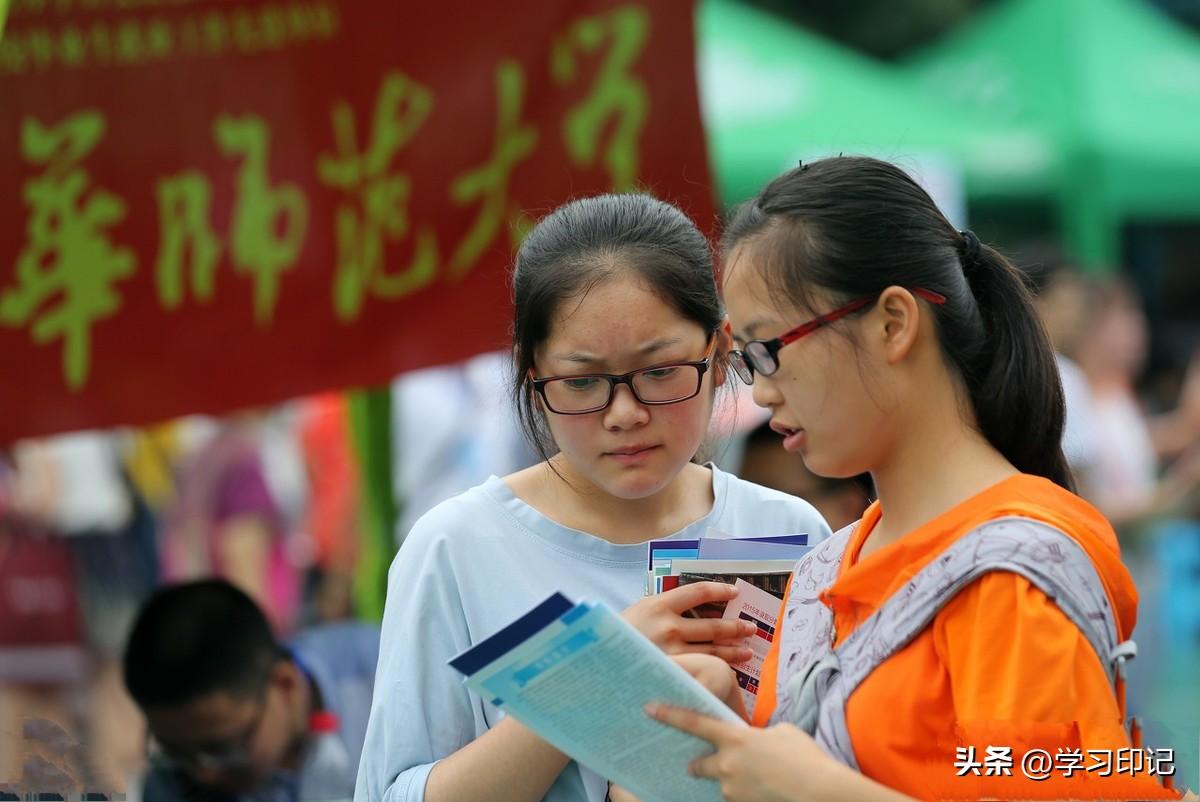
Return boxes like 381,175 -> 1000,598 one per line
0,0 -> 716,443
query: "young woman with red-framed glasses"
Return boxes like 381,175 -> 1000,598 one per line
622,157 -> 1182,802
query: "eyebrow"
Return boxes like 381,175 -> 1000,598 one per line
555,336 -> 685,364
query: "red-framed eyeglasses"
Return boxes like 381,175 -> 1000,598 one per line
728,288 -> 946,384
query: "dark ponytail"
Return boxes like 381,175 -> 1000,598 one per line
724,157 -> 1073,491
953,231 -> 1073,491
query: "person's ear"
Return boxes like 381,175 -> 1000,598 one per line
516,348 -> 545,411
719,319 -> 734,353
528,371 -> 544,412
875,287 -> 921,365
713,320 -> 734,388
270,659 -> 301,699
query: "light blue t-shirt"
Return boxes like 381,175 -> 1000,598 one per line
354,465 -> 830,802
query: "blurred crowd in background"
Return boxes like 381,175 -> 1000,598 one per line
3,0 -> 1200,796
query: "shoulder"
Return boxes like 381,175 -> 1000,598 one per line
931,516 -> 1111,650
397,479 -> 505,558
939,570 -> 1066,628
388,476 -> 536,599
712,467 -> 833,541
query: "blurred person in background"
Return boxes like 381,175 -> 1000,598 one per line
0,446 -> 90,795
1022,248 -> 1101,496
124,579 -> 379,802
1074,278 -> 1200,530
738,420 -> 870,531
1074,276 -> 1200,785
1,432 -> 156,795
391,350 -> 538,544
161,415 -> 302,634
295,394 -> 361,625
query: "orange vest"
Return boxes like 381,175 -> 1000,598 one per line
753,474 -> 1178,801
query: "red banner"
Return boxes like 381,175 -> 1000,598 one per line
0,0 -> 716,444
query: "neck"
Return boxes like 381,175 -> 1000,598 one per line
533,457 -> 712,545
864,391 -> 1017,558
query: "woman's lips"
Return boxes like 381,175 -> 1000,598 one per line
604,444 -> 660,464
770,420 -> 806,452
780,429 -> 806,452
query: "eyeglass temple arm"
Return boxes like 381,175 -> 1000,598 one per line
776,297 -> 872,346
776,290 -> 946,347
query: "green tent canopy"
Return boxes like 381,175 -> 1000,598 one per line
906,0 -> 1200,267
698,0 -> 1051,212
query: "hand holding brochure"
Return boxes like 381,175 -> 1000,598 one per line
645,532 -> 805,719
449,593 -> 745,802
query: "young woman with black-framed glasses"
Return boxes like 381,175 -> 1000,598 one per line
356,193 -> 831,802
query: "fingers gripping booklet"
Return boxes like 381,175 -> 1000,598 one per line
448,593 -> 746,802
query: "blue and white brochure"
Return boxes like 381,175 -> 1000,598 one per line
449,593 -> 745,802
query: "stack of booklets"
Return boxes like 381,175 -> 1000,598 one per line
449,592 -> 744,802
646,532 -> 811,713
646,531 -> 810,597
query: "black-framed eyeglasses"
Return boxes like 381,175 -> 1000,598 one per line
728,288 -> 947,384
530,335 -> 718,415
148,696 -> 268,773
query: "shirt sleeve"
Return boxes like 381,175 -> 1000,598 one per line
353,512 -> 479,802
934,573 -> 1178,800
935,572 -> 1125,739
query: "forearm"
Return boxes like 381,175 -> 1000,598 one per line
424,716 -> 572,802
611,755 -> 917,802
814,766 -> 917,802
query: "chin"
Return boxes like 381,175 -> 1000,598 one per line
798,451 -> 838,479
596,468 -> 674,500
804,452 -> 865,482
